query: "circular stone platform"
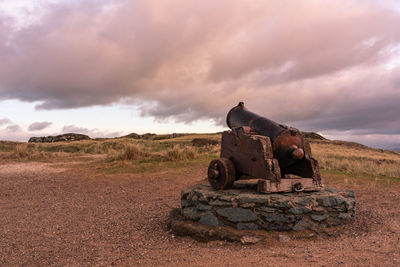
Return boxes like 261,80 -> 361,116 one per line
181,183 -> 355,232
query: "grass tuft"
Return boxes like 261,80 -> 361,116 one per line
164,145 -> 196,161
118,144 -> 148,160
14,144 -> 29,158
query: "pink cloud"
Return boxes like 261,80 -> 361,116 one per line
0,0 -> 399,138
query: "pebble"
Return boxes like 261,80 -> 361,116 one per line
278,234 -> 291,243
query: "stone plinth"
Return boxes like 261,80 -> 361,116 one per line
181,183 -> 355,231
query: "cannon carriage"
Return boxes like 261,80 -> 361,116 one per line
208,102 -> 323,193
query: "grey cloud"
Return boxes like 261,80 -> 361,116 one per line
0,0 -> 400,141
28,121 -> 52,131
5,124 -> 21,132
290,67 -> 400,134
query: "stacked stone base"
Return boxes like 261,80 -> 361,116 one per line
181,183 -> 355,231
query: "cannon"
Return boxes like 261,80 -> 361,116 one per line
208,102 -> 323,193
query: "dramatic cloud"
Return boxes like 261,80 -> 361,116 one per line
0,0 -> 400,143
28,121 -> 52,131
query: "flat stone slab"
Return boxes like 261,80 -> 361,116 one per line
181,183 -> 355,231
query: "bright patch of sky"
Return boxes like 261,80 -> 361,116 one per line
0,100 -> 225,141
0,0 -> 44,29
385,44 -> 400,70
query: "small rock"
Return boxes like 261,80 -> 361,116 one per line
237,223 -> 259,230
240,235 -> 264,244
216,207 -> 258,222
209,200 -> 231,206
313,206 -> 326,213
240,203 -> 256,208
293,219 -> 312,231
269,199 -> 293,209
263,214 -> 296,223
289,206 -> 311,215
338,213 -> 352,220
317,195 -> 345,207
257,207 -> 276,213
197,204 -> 212,211
218,194 -> 235,202
278,234 -> 291,243
310,214 -> 329,222
238,193 -> 268,204
297,197 -> 315,207
182,207 -> 200,221
198,212 -> 220,227
344,199 -> 355,210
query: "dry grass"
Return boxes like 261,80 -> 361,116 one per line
114,142 -> 219,163
0,134 -> 220,165
118,144 -> 149,161
158,133 -> 221,143
310,142 -> 400,178
0,142 -> 47,160
14,144 -> 29,158
1,134 -> 399,178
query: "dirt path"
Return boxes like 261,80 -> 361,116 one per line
0,160 -> 399,266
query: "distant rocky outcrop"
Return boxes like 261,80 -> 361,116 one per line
123,133 -> 155,139
28,133 -> 91,143
192,138 -> 219,147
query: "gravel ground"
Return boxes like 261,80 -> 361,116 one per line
0,158 -> 399,266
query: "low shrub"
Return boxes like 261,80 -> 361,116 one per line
164,145 -> 197,161
14,144 -> 29,158
118,144 -> 148,160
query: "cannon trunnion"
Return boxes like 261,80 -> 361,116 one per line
208,102 -> 323,193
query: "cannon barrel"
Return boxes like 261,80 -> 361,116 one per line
226,102 -> 305,168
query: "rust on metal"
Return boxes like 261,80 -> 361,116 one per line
207,158 -> 235,190
208,102 -> 323,193
272,128 -> 305,168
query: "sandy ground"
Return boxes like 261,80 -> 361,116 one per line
0,158 -> 399,266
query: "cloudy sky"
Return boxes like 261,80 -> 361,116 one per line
0,0 -> 400,148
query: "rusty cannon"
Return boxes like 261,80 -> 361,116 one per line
208,102 -> 323,193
